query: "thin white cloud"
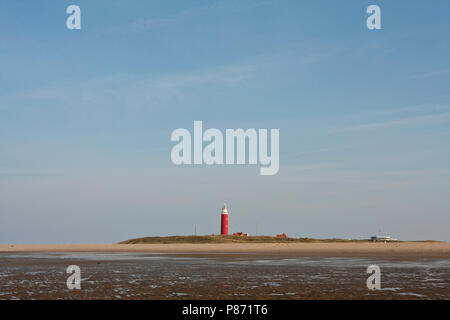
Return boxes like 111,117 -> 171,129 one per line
407,68 -> 450,80
333,112 -> 450,133
101,0 -> 273,34
7,41 -> 329,109
8,62 -> 253,108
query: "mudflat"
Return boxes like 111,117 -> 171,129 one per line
0,249 -> 449,299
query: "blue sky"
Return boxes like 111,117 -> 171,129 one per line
1,0 -> 449,243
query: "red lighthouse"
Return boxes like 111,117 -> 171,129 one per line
221,203 -> 229,235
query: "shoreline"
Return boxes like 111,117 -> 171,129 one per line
1,242 -> 450,258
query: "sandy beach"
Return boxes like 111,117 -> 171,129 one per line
1,242 -> 449,258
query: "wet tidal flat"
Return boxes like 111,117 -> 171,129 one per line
0,253 -> 448,300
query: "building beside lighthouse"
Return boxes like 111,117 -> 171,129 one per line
221,203 -> 229,235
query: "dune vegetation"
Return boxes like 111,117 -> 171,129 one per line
118,235 -> 370,244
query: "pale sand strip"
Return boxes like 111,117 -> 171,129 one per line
0,242 -> 449,258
